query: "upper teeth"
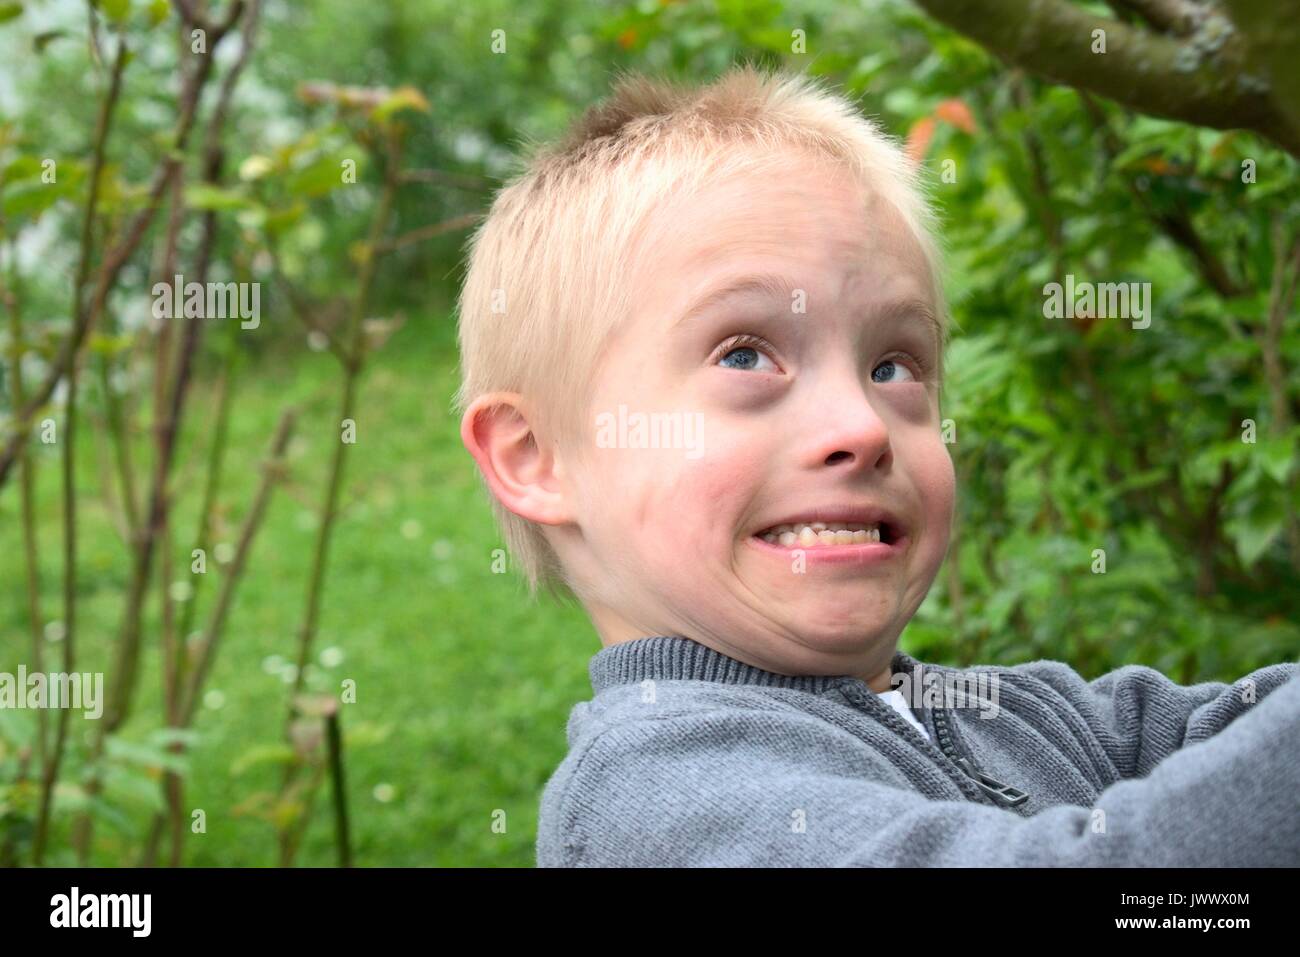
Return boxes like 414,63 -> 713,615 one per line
759,522 -> 881,546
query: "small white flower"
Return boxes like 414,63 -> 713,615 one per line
239,155 -> 273,181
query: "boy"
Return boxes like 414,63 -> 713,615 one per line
455,65 -> 1300,866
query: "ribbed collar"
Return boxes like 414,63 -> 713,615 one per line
589,634 -> 925,695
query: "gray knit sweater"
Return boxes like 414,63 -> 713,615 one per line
535,635 -> 1300,866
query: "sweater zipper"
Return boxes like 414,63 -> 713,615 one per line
930,705 -> 1030,809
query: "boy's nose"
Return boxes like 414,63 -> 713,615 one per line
807,388 -> 893,473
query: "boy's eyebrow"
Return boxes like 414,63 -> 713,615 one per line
873,297 -> 943,352
672,272 -> 942,350
672,274 -> 802,329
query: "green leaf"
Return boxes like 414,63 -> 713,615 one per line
236,205 -> 267,230
48,783 -> 133,834
882,87 -> 923,120
1226,508 -> 1285,567
0,707 -> 35,747
99,0 -> 131,25
1107,467 -> 1168,496
3,153 -> 44,182
85,797 -> 135,835
32,29 -> 67,53
285,152 -> 362,198
89,332 -> 133,357
1257,437 -> 1295,484
341,721 -> 392,749
105,735 -> 188,774
945,332 -> 1014,409
0,3 -> 23,25
2,179 -> 71,221
370,85 -> 430,123
184,183 -> 252,211
230,743 -> 295,776
148,727 -> 201,749
1186,439 -> 1250,486
262,201 -> 306,237
103,764 -> 166,813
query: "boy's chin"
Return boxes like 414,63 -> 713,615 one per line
761,607 -> 902,647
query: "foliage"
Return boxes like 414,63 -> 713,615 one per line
0,0 -> 1296,867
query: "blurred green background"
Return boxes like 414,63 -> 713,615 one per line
1,0 -> 1297,867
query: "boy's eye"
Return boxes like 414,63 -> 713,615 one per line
715,334 -> 779,372
871,358 -> 916,384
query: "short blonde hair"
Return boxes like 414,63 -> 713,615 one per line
454,62 -> 950,602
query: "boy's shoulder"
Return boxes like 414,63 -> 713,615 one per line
535,638 -> 1299,866
534,676 -> 868,868
560,676 -> 811,747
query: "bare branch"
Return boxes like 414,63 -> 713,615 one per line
31,33 -> 130,866
265,239 -> 352,364
0,17 -> 228,490
375,211 -> 483,253
400,168 -> 497,191
179,409 -> 296,724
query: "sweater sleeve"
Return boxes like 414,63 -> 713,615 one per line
1004,657 -> 1300,778
537,669 -> 1300,867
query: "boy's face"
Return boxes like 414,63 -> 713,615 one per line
552,152 -> 954,683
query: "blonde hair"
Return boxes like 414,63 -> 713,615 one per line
454,62 -> 950,602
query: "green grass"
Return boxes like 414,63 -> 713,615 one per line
0,309 -> 595,866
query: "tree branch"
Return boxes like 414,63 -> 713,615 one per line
0,10 -> 225,491
374,211 -> 482,254
1112,0 -> 1201,35
910,0 -> 1300,157
31,32 -> 130,867
1221,1 -> 1300,142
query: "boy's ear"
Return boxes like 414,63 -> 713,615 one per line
461,392 -> 573,526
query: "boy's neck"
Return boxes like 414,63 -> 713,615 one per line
862,666 -> 897,695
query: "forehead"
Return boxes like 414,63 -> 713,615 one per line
628,156 -> 934,319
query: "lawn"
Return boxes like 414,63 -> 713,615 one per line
0,305 -> 596,867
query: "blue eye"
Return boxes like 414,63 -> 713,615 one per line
716,335 -> 779,372
720,346 -> 758,370
872,359 -> 915,383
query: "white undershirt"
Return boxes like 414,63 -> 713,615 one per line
876,689 -> 931,742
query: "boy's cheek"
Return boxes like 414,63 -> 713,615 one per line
620,456 -> 759,565
914,442 -> 957,539
600,453 -> 722,537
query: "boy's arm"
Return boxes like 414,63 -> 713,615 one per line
537,669 -> 1300,867
1004,657 -> 1299,777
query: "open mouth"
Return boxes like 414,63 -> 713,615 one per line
753,520 -> 898,549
